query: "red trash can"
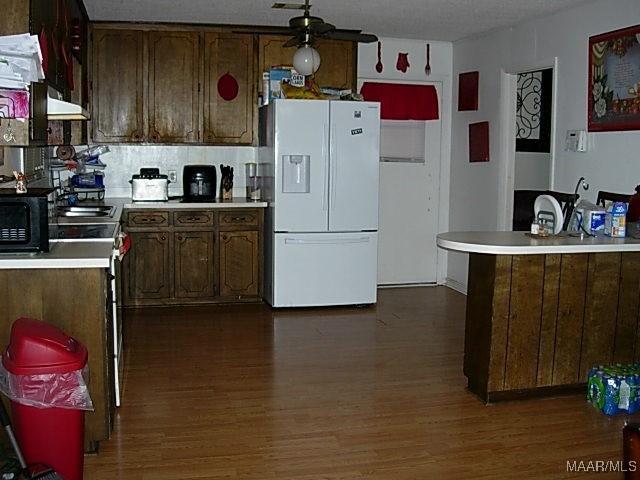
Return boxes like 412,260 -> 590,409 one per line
1,318 -> 91,480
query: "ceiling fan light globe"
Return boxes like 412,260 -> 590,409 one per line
293,45 -> 321,76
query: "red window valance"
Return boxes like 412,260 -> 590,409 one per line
360,82 -> 439,121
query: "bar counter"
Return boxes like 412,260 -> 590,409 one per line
437,231 -> 640,402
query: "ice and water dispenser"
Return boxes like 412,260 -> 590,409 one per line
282,155 -> 310,193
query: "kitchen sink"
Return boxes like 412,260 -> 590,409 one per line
56,205 -> 115,217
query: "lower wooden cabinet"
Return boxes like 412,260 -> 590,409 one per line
174,231 -> 215,299
126,231 -> 171,300
219,231 -> 259,297
122,208 -> 263,306
0,268 -> 113,451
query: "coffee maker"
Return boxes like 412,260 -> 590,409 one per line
183,165 -> 217,201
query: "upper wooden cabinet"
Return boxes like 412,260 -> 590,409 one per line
89,25 -> 357,145
203,33 -> 255,145
92,29 -> 144,143
314,39 -> 356,89
147,31 -> 200,143
258,35 -> 297,81
0,0 -> 88,146
257,35 -> 356,95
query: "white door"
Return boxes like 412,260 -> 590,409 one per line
328,101 -> 380,232
377,100 -> 441,285
272,232 -> 378,307
273,100 -> 330,232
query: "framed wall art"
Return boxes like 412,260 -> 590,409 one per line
458,71 -> 479,111
588,24 -> 640,132
469,121 -> 489,163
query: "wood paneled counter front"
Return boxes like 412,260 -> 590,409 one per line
437,231 -> 640,402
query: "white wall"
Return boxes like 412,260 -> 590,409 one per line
358,37 -> 453,284
448,0 -> 640,290
514,152 -> 550,190
72,145 -> 256,198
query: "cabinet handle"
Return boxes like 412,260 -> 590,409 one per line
232,216 -> 246,222
161,235 -> 166,241
177,235 -> 183,241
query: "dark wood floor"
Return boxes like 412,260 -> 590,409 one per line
84,287 -> 631,479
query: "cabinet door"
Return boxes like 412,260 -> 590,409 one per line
174,231 -> 215,298
219,231 -> 259,297
258,35 -> 296,96
126,232 -> 171,300
147,31 -> 200,143
203,33 -> 255,145
258,35 -> 355,91
314,39 -> 355,89
92,29 -> 144,143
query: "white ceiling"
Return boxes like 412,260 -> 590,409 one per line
83,0 -> 590,42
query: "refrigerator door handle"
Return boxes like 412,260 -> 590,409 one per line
322,123 -> 329,211
284,236 -> 371,245
330,124 -> 337,209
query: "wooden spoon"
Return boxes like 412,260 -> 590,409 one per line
375,41 -> 383,73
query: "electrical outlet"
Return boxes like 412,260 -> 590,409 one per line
168,170 -> 177,183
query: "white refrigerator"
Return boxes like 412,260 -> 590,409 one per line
260,99 -> 380,307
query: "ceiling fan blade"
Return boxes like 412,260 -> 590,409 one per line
323,30 -> 378,43
232,28 -> 291,35
308,22 -> 334,35
272,2 -> 307,10
283,36 -> 302,48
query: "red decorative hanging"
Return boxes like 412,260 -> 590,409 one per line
396,52 -> 410,73
360,82 -> 439,121
217,73 -> 239,101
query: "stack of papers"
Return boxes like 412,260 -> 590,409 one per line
0,33 -> 44,90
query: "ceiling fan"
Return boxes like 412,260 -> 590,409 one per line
268,0 -> 378,75
272,0 -> 378,48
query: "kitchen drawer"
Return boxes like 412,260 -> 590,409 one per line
173,210 -> 215,227
218,210 -> 259,228
127,210 -> 170,228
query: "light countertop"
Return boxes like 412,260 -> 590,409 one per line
0,197 -> 267,270
437,231 -> 640,255
0,242 -> 114,269
122,198 -> 267,209
0,199 -> 124,270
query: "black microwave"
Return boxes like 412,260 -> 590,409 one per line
0,189 -> 53,253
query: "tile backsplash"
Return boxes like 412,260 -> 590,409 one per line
79,145 -> 257,198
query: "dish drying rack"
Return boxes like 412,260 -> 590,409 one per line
50,146 -> 109,202
51,163 -> 106,201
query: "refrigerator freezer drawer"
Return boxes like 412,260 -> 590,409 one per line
272,232 -> 378,307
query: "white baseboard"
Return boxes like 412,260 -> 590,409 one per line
444,278 -> 467,295
378,282 -> 437,289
